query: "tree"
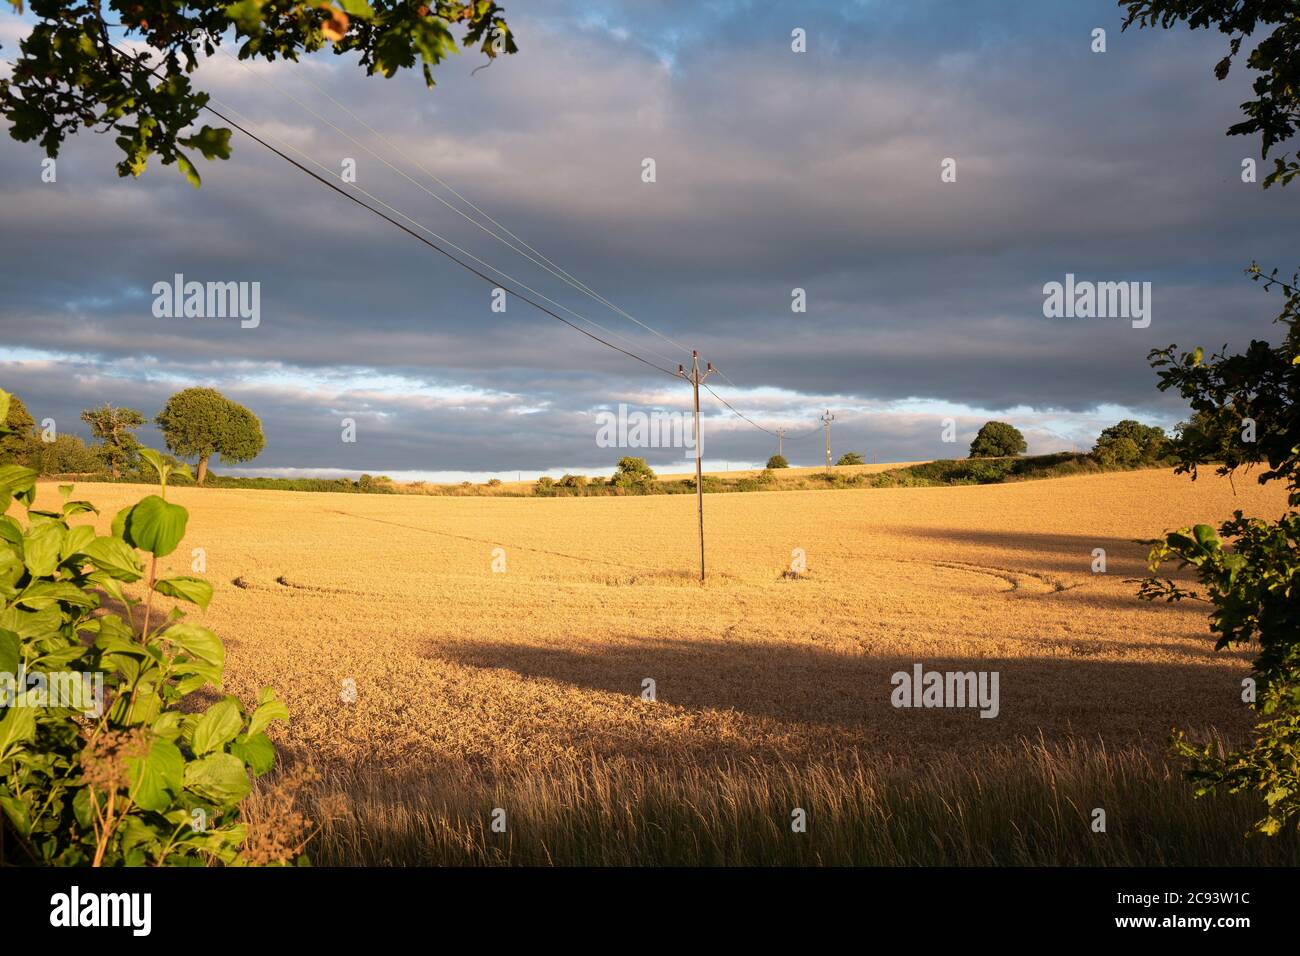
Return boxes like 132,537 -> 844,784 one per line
968,421 -> 1026,458
613,456 -> 656,489
1125,0 -> 1300,837
766,454 -> 789,469
36,433 -> 101,475
155,387 -> 265,484
0,1 -> 514,187
836,452 -> 864,466
0,390 -> 37,464
80,403 -> 145,477
1093,419 -> 1168,466
1121,1 -> 1300,187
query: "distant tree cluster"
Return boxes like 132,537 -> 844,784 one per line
1,386 -> 263,484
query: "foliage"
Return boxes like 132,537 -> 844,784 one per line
80,404 -> 145,479
35,434 -> 101,475
1122,0 -> 1300,187
155,388 -> 264,484
1125,4 -> 1300,833
0,392 -> 37,465
612,456 -> 656,490
766,454 -> 789,469
968,421 -> 1027,458
1138,269 -> 1300,835
0,392 -> 297,865
0,0 -> 514,187
1093,419 -> 1169,467
836,452 -> 864,466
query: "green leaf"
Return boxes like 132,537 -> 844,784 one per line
191,697 -> 243,755
159,622 -> 225,669
124,496 -> 188,557
184,752 -> 251,804
0,465 -> 37,502
1192,524 -> 1219,550
175,151 -> 201,189
0,629 -> 19,676
337,0 -> 373,19
127,736 -> 185,812
14,580 -> 97,610
83,535 -> 144,581
179,125 -> 232,161
247,690 -> 290,738
0,791 -> 32,837
21,522 -> 64,577
0,704 -> 36,760
224,0 -> 264,32
231,732 -> 276,776
60,524 -> 96,561
153,575 -> 213,609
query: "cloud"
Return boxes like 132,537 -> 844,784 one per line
0,0 -> 1294,473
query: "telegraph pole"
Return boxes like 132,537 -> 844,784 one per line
821,410 -> 835,469
678,351 -> 714,583
775,427 -> 785,460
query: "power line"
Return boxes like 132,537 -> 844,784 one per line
700,382 -> 819,440
216,47 -> 694,366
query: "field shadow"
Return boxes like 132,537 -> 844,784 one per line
428,636 -> 1255,757
879,526 -> 1157,576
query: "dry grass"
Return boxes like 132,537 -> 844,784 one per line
35,469 -> 1296,864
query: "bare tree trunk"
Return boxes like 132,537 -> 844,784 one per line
197,456 -> 209,485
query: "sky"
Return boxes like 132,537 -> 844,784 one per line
1,0 -> 1296,480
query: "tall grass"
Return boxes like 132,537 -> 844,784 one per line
274,738 -> 1299,866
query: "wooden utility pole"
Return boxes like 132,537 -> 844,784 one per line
820,410 -> 835,469
775,427 -> 786,460
678,351 -> 714,583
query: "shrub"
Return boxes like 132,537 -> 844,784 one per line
613,457 -> 656,488
0,428 -> 297,867
836,452 -> 864,466
36,434 -> 102,475
486,478 -> 502,487
1093,419 -> 1168,467
766,455 -> 789,469
969,421 -> 1027,458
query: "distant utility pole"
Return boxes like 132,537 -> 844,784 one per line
820,410 -> 835,469
677,350 -> 715,583
775,427 -> 786,460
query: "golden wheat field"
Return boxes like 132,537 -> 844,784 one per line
27,469 -> 1297,864
40,469 -> 1287,765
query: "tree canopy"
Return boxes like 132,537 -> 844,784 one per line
0,390 -> 37,464
1093,419 -> 1168,466
81,403 -> 145,477
155,387 -> 264,483
0,0 -> 514,186
968,421 -> 1026,459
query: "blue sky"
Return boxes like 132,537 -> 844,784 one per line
1,0 -> 1296,480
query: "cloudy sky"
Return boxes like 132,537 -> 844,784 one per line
1,0 -> 1296,480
